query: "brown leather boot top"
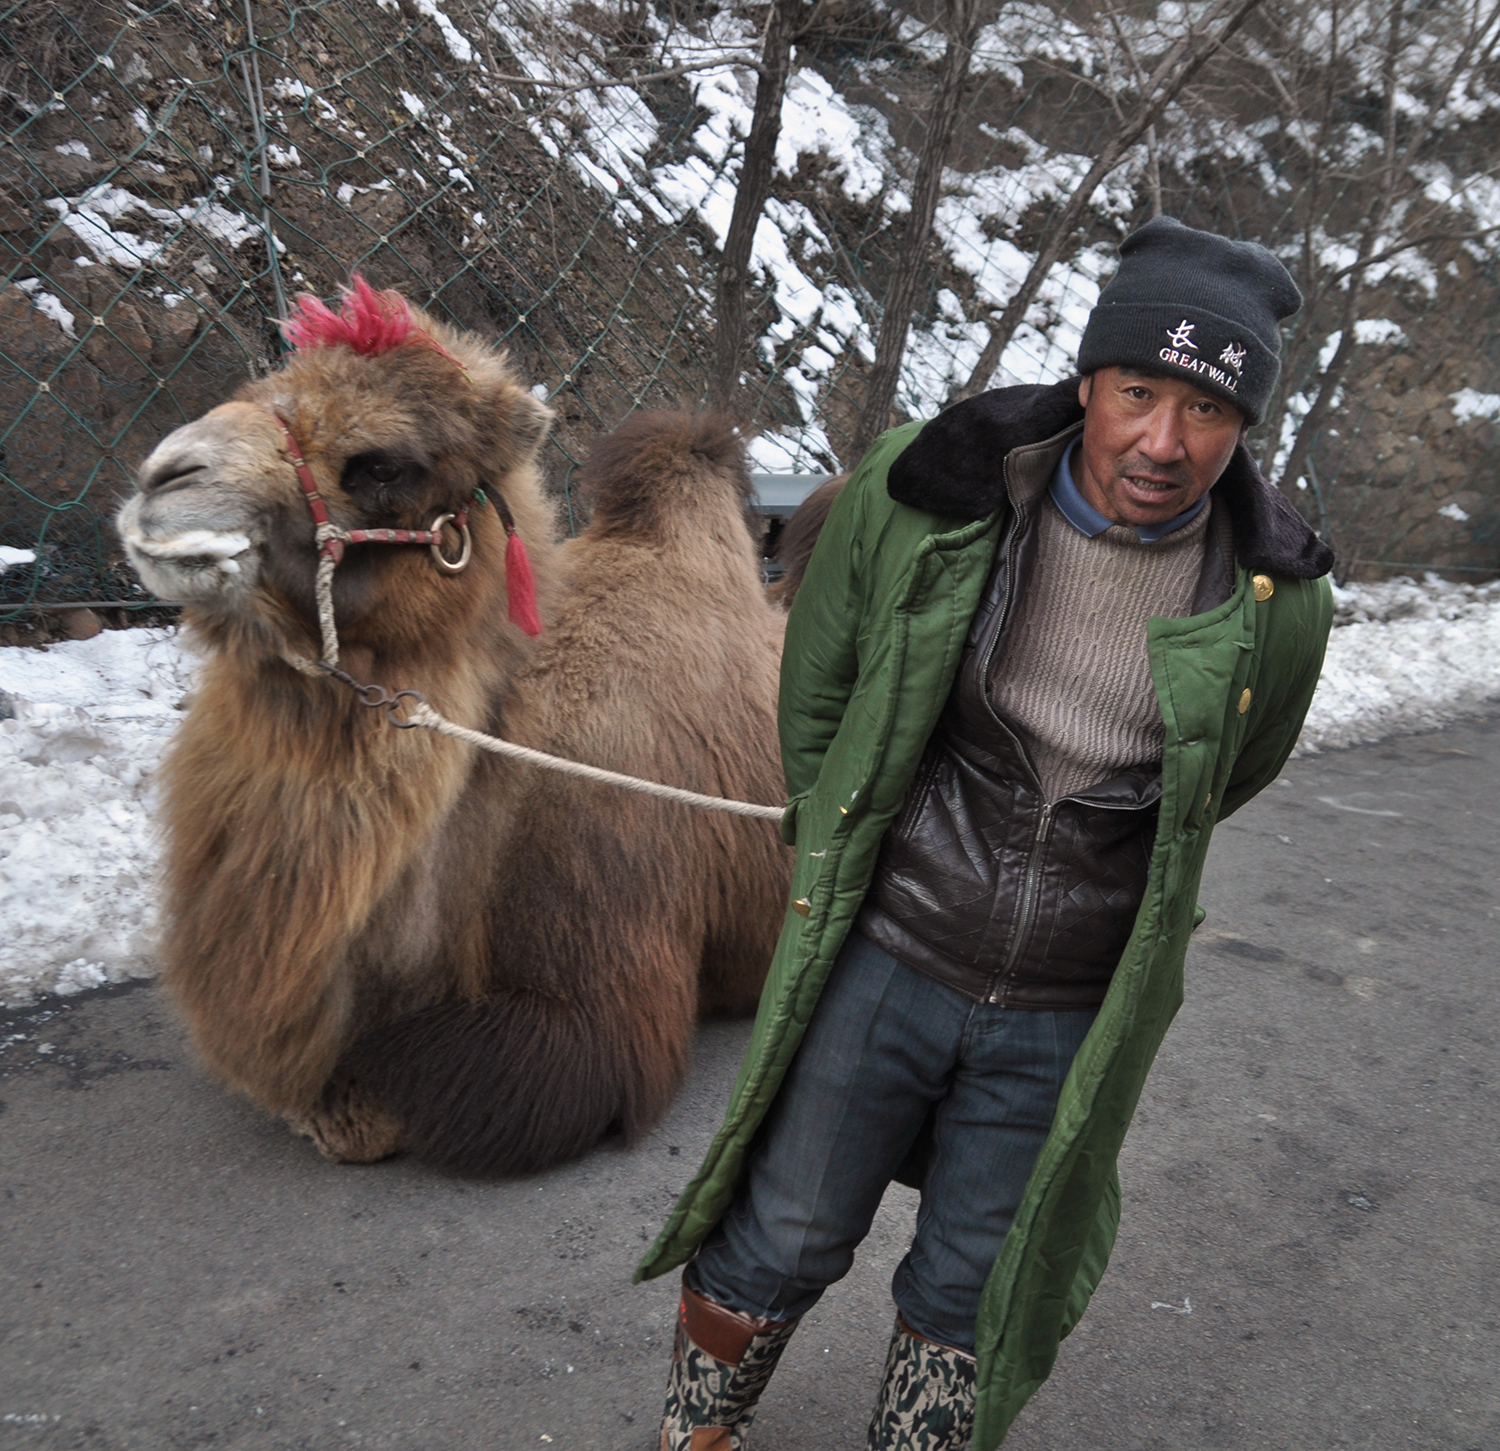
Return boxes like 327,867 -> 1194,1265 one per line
680,1281 -> 786,1366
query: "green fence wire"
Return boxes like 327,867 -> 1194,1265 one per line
3,0 -> 1498,619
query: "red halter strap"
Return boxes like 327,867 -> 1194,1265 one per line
273,412 -> 467,567
270,409 -> 539,633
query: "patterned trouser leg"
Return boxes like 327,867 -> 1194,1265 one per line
866,1316 -> 978,1451
659,1275 -> 800,1451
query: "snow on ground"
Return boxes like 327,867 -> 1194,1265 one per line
0,628 -> 194,1005
1,575 -> 1497,1005
1297,575 -> 1500,753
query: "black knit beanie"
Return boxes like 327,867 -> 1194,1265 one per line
1076,216 -> 1301,424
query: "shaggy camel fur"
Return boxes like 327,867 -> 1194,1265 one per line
119,284 -> 789,1174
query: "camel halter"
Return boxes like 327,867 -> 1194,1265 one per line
275,412 -> 478,671
271,412 -> 784,824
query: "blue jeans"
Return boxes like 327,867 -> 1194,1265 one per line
691,932 -> 1097,1351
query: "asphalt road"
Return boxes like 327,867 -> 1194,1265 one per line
2,716 -> 1497,1451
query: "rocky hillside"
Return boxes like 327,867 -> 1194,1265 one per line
3,0 -> 1499,609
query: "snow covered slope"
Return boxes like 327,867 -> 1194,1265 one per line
2,576 -> 1497,1004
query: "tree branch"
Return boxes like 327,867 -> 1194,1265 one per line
710,0 -> 808,410
850,0 -> 984,458
1310,219 -> 1500,300
492,54 -> 765,97
1273,0 -> 1500,498
1274,0 -> 1404,499
947,0 -> 1268,405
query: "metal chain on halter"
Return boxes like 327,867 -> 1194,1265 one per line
272,411 -> 785,824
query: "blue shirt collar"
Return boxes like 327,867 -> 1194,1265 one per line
1050,440 -> 1208,543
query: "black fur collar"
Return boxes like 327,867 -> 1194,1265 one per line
885,378 -> 1335,579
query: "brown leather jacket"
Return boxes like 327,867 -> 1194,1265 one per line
856,427 -> 1235,1010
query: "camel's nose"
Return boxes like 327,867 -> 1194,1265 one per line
136,405 -> 273,497
137,444 -> 208,495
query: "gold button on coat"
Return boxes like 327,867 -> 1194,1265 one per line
1238,688 -> 1252,714
792,897 -> 812,917
1252,574 -> 1274,602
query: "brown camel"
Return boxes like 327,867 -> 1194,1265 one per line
118,280 -> 790,1174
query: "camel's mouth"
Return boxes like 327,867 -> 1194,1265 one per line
118,495 -> 260,603
118,403 -> 295,605
125,527 -> 252,571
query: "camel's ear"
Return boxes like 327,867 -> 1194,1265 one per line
491,387 -> 555,472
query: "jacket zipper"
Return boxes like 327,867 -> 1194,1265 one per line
979,487 -> 1053,1005
983,784 -> 1158,1004
989,801 -> 1055,1000
972,464 -> 1161,1002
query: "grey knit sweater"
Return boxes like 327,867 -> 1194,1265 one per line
989,493 -> 1212,802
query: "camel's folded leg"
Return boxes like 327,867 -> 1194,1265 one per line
284,1075 -> 404,1164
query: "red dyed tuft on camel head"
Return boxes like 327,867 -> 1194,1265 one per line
282,274 -> 416,356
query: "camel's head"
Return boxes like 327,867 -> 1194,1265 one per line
119,277 -> 555,660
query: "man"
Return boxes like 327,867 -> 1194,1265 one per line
638,217 -> 1335,1450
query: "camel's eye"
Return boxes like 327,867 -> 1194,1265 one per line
342,453 -> 424,493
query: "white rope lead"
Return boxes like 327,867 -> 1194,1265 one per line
280,510 -> 785,822
405,702 -> 786,821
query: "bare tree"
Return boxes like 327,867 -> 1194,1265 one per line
1265,0 -> 1500,503
946,0 -> 1267,406
711,0 -> 811,410
848,0 -> 984,459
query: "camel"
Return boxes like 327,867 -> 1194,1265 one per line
118,278 -> 791,1175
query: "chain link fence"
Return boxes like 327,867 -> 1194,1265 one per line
3,0 -> 1498,620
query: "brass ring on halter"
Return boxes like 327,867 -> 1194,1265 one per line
428,513 -> 471,573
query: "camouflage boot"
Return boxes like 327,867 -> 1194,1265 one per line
865,1315 -> 977,1450
659,1274 -> 799,1450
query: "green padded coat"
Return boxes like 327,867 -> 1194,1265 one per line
636,389 -> 1335,1448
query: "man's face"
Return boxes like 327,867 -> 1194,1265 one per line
1075,367 -> 1247,528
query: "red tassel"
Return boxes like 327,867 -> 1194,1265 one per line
505,529 -> 543,637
